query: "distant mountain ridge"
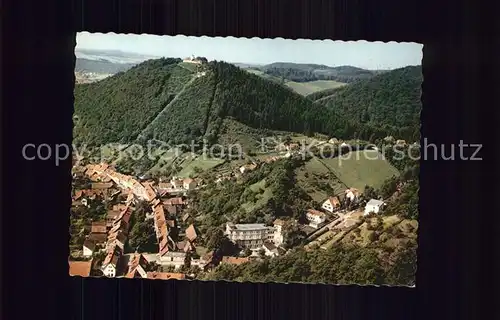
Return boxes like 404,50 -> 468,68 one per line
257,62 -> 386,83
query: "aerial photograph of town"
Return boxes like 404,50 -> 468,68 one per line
69,33 -> 422,286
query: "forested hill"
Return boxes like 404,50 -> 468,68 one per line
259,63 -> 379,83
312,65 -> 423,142
73,59 -> 360,147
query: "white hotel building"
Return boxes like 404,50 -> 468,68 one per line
225,222 -> 282,249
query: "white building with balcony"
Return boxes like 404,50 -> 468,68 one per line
225,223 -> 275,249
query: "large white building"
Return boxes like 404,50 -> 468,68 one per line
225,223 -> 276,249
364,199 -> 385,216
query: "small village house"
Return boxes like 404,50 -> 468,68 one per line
125,253 -> 149,279
91,221 -> 107,234
321,196 -> 341,213
396,139 -> 407,146
305,209 -> 326,229
107,231 -> 127,251
183,178 -> 197,190
83,239 -> 96,257
272,219 -> 285,246
262,241 -> 281,258
364,199 -> 385,216
101,245 -> 121,278
158,252 -> 186,270
345,188 -> 360,203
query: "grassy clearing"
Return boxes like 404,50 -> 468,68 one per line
319,150 -> 400,191
240,179 -> 273,213
285,80 -> 346,96
176,156 -> 225,178
178,62 -> 199,72
295,157 -> 347,203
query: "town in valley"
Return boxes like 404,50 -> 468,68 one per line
70,34 -> 421,286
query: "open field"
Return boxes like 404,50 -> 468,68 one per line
285,80 -> 346,96
241,179 -> 273,213
176,156 -> 225,178
243,69 -> 346,96
319,150 -> 400,191
295,157 -> 347,202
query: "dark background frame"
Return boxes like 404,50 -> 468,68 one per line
3,0 -> 486,319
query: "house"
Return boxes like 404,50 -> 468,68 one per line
239,163 -> 257,174
305,209 -> 326,229
91,182 -> 114,190
106,210 -> 121,228
273,219 -> 285,246
125,253 -> 149,279
158,182 -> 173,191
183,178 -> 197,190
144,183 -> 157,202
340,142 -> 350,148
328,137 -> 339,144
91,221 -> 107,234
101,245 -> 122,278
364,199 -> 385,216
287,143 -> 300,151
176,240 -> 195,253
262,241 -> 281,257
181,213 -> 190,223
68,260 -> 92,277
83,239 -> 96,257
321,196 -> 341,213
221,256 -> 250,266
164,197 -> 185,206
107,231 -> 127,251
185,224 -> 198,242
345,188 -> 360,203
198,251 -> 218,271
225,223 -> 274,249
73,190 -> 84,201
158,252 -> 186,270
87,233 -> 107,244
396,139 -> 407,145
170,178 -> 184,190
147,272 -> 186,280
164,204 -> 179,216
383,136 -> 395,143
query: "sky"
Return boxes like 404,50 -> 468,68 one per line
76,32 -> 422,70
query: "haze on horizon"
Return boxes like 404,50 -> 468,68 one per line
76,32 -> 423,70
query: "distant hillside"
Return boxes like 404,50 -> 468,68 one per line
259,63 -> 378,83
74,59 -> 360,148
75,58 -> 136,75
314,66 -> 422,142
74,59 -> 421,150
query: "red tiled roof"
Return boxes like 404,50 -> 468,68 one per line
91,221 -> 107,234
147,272 -> 185,280
164,197 -> 184,206
69,260 -> 92,277
307,209 -> 325,217
222,256 -> 250,265
185,224 -> 197,242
